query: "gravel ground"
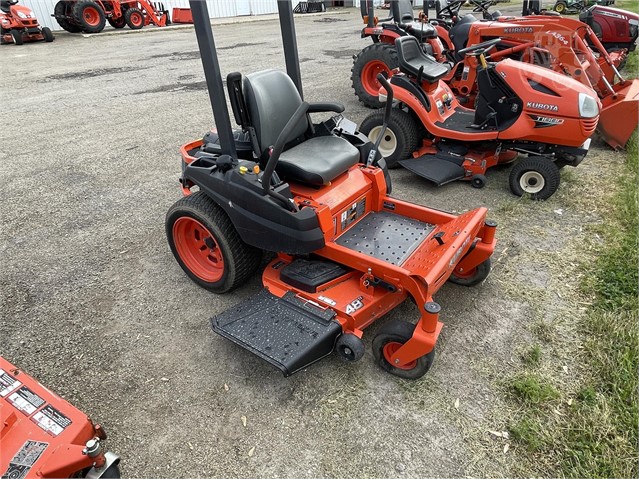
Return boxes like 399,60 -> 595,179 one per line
1,6 -> 624,478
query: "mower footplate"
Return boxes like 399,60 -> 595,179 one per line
399,155 -> 466,186
336,211 -> 435,265
211,290 -> 342,376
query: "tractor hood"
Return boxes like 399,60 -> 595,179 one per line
591,5 -> 639,22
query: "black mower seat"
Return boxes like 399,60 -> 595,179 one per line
395,36 -> 450,82
243,69 -> 359,186
402,22 -> 438,40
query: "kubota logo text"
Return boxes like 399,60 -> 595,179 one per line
526,102 -> 559,112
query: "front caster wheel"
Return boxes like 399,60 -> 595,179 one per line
166,192 -> 262,293
509,156 -> 560,200
471,174 -> 487,189
335,333 -> 365,362
372,320 -> 435,380
449,258 -> 491,286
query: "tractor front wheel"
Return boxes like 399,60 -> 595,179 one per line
73,0 -> 106,33
11,29 -> 23,45
166,192 -> 262,293
125,8 -> 144,30
359,109 -> 420,168
509,156 -> 561,200
373,320 -> 435,380
352,43 -> 399,108
449,258 -> 492,286
42,27 -> 54,42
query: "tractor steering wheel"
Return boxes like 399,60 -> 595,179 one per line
437,0 -> 465,20
471,0 -> 496,19
458,37 -> 501,56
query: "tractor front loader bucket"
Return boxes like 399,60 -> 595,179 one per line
598,79 -> 639,150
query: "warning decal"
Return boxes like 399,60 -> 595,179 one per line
0,369 -> 21,398
7,386 -> 45,416
1,440 -> 48,479
32,405 -> 72,437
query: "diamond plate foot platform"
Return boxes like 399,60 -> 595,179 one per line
211,290 -> 342,376
335,211 -> 435,266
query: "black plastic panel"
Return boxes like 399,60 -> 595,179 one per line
211,290 -> 341,376
400,155 -> 466,186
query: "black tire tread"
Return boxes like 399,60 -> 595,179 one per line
372,320 -> 435,380
11,30 -> 23,45
449,258 -> 492,286
72,0 -> 106,33
508,156 -> 561,200
359,109 -> 421,168
166,192 -> 262,293
42,27 -> 54,42
124,7 -> 144,29
351,43 -> 399,109
54,1 -> 82,33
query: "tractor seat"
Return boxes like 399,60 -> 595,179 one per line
243,69 -> 359,186
449,14 -> 478,53
0,1 -> 10,13
395,36 -> 450,82
402,22 -> 438,40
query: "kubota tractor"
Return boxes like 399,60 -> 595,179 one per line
53,0 -> 169,34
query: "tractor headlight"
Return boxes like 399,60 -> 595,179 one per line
578,93 -> 599,118
17,11 -> 28,19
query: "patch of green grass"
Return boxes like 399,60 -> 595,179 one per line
520,344 -> 542,367
505,122 -> 639,477
509,374 -> 560,404
617,0 -> 639,17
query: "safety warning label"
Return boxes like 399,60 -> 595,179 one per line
1,440 -> 48,479
7,386 -> 45,416
32,405 -> 72,437
0,369 -> 21,398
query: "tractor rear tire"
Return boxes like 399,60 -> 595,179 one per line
373,320 -> 435,380
11,30 -> 23,45
42,27 -> 54,42
359,109 -> 420,168
125,8 -> 145,30
166,192 -> 262,293
107,16 -> 126,29
73,0 -> 106,33
352,43 -> 399,109
54,1 -> 82,33
509,156 -> 561,200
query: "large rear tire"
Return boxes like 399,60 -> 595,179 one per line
73,0 -> 106,33
166,192 -> 262,293
509,156 -> 561,200
359,109 -> 421,168
54,1 -> 82,33
351,43 -> 399,109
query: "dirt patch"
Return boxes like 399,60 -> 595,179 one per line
218,42 -> 267,51
314,17 -> 348,23
323,49 -> 360,59
41,67 -> 142,81
134,81 -> 207,94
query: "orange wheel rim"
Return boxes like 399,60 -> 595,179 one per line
131,12 -> 142,26
84,7 -> 100,26
173,217 -> 224,283
383,342 -> 417,370
361,60 -> 390,97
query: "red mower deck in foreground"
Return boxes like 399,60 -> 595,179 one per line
0,357 -> 120,478
166,0 -> 498,380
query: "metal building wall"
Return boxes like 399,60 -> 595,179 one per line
19,0 -> 284,31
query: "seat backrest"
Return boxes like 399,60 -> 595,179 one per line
242,69 -> 308,153
392,0 -> 414,24
395,36 -> 450,81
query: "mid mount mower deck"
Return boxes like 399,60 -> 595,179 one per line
0,357 -> 120,478
165,0 -> 499,380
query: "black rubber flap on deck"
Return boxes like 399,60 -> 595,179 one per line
211,290 -> 341,376
399,155 -> 466,186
